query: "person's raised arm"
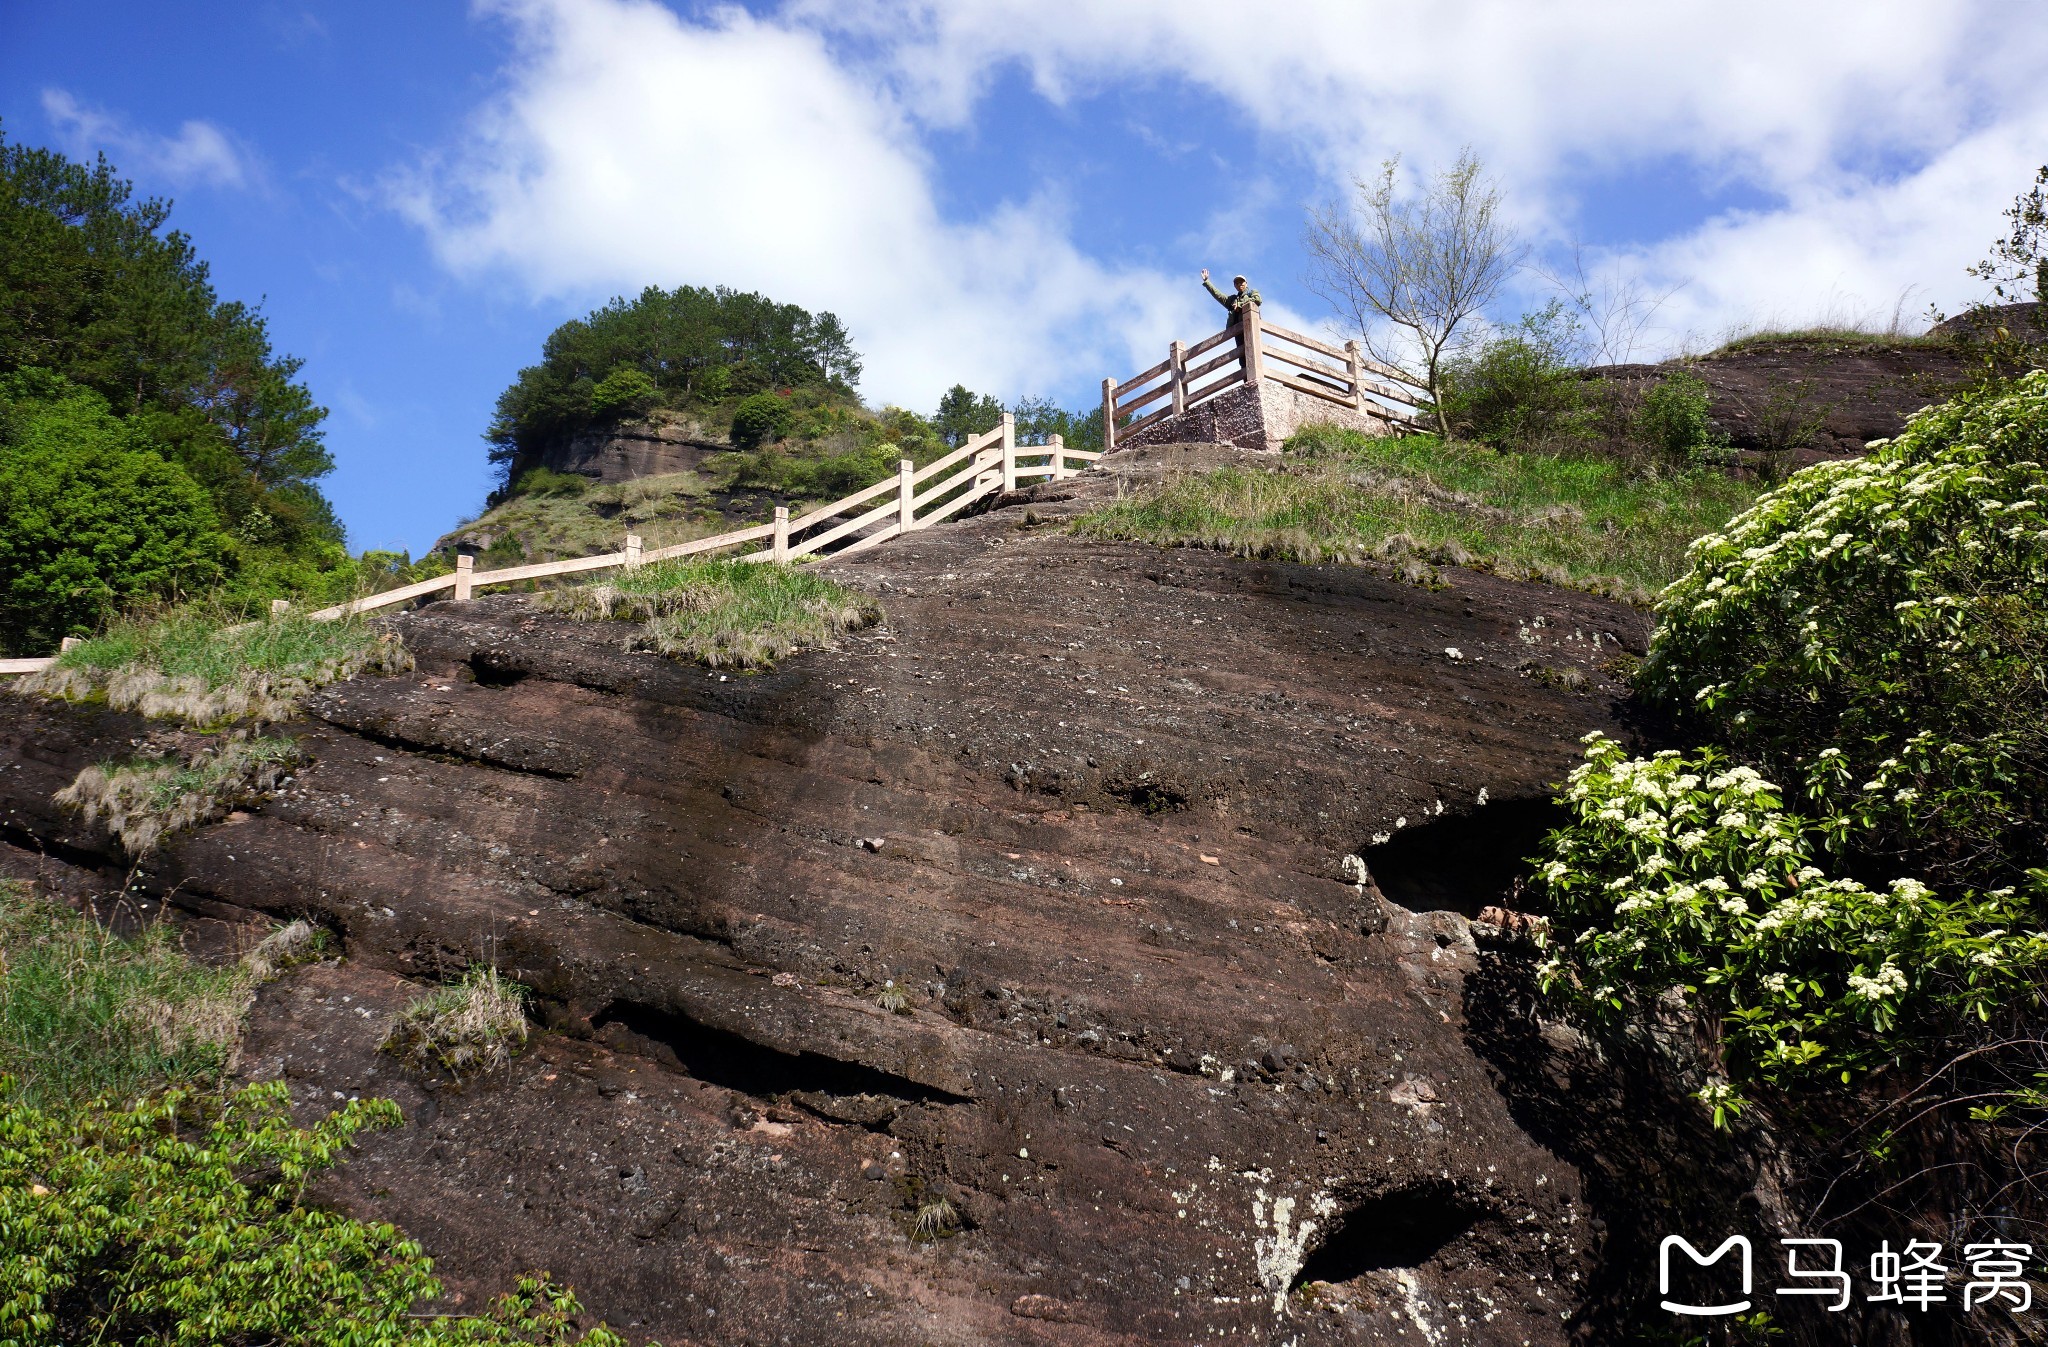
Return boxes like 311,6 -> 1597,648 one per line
1200,267 -> 1231,308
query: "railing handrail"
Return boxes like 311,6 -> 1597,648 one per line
1101,309 -> 1426,452
2,416 -> 1097,673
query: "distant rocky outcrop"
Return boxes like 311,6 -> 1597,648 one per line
1588,339 -> 1971,464
1585,303 -> 2043,467
536,412 -> 728,484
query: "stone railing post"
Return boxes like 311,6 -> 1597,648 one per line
454,553 -> 474,601
1049,433 -> 1066,480
1101,377 -> 1117,454
772,506 -> 790,563
1170,339 -> 1188,416
60,636 -> 82,651
1001,412 -> 1017,493
270,598 -> 291,616
898,458 -> 915,532
1240,304 -> 1265,386
1345,340 -> 1366,409
624,533 -> 643,569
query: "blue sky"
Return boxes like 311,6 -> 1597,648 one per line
5,1 -> 2042,555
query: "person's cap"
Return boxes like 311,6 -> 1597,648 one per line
1232,274 -> 1247,284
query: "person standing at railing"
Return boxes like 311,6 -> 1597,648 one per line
1200,268 -> 1262,316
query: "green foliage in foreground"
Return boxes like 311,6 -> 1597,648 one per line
1071,427 -> 1761,600
1640,371 -> 2048,894
25,604 -> 410,724
539,556 -> 881,668
1535,737 -> 2048,1124
1536,374 -> 2048,1125
0,883 -> 249,1109
0,1081 -> 628,1346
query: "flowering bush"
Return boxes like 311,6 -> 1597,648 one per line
1536,735 -> 2048,1121
1637,371 -> 2048,892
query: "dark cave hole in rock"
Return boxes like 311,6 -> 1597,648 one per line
467,652 -> 530,687
1362,798 -> 1566,918
1292,1182 -> 1485,1288
1104,775 -> 1189,814
589,999 -> 967,1109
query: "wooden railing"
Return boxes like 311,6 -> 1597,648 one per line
0,418 -> 1098,675
1100,307 -> 1427,451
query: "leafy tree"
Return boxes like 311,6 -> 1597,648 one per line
1968,164 -> 2048,310
487,284 -> 863,480
729,391 -> 792,450
932,384 -> 1003,448
589,365 -> 660,422
0,1081 -> 628,1345
1304,149 -> 1524,437
0,126 -> 337,528
1439,301 -> 1589,449
1009,395 -> 1104,455
0,371 -> 228,653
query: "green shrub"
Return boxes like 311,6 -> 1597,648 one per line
1633,369 -> 1725,462
1638,371 -> 2048,893
1534,736 -> 2048,1123
0,883 -> 253,1108
21,604 -> 410,725
1440,303 -> 1590,449
0,373 -> 231,655
538,556 -> 881,668
0,1081 -> 628,1345
726,440 -> 898,500
588,366 -> 660,421
728,391 -> 793,449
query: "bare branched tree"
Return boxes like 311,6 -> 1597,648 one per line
1535,245 -> 1684,367
1304,149 -> 1523,436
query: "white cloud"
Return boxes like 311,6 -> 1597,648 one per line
802,0 -> 2048,347
388,0 -> 1209,410
396,0 -> 2048,399
41,89 -> 255,191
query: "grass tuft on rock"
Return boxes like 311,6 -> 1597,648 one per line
539,556 -> 882,668
382,967 -> 529,1080
1073,428 -> 1763,602
0,883 -> 247,1106
56,735 -> 300,855
18,603 -> 410,724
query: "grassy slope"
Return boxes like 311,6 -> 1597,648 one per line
539,556 -> 881,668
26,605 -> 408,723
450,469 -> 741,564
1074,428 -> 1763,603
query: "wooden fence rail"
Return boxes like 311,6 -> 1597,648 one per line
0,418 -> 1099,676
1100,307 -> 1428,452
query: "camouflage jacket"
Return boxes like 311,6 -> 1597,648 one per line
1204,277 -> 1263,313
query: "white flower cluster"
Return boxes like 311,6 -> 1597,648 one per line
1846,962 -> 1908,1003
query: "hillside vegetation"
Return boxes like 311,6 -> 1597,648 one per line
0,128 -> 351,654
1075,426 -> 1762,602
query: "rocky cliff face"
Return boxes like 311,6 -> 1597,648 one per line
2,450 -> 1745,1344
1590,339 -> 1974,464
538,413 -> 728,484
